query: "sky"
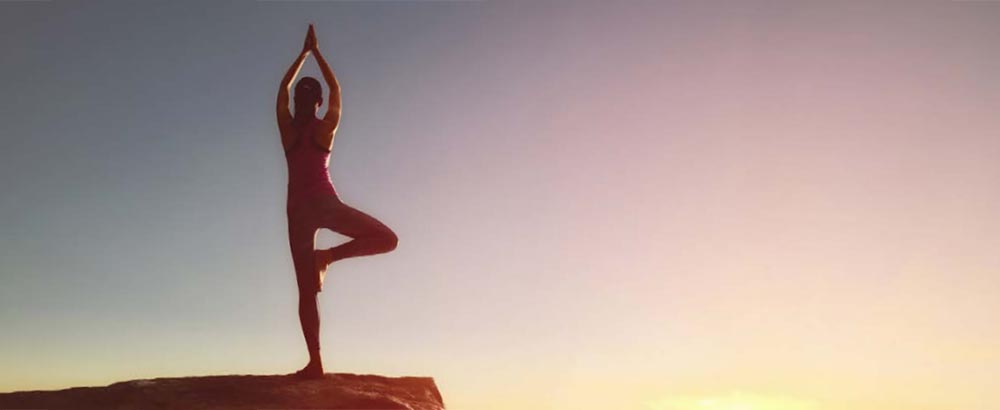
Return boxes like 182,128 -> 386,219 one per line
1,1 -> 999,409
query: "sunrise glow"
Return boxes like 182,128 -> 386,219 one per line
646,393 -> 818,410
2,2 -> 999,410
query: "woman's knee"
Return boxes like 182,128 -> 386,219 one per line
299,291 -> 317,302
298,292 -> 318,313
374,227 -> 398,253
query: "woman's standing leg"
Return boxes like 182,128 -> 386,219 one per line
288,208 -> 324,377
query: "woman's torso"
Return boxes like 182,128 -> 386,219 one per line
284,119 -> 337,210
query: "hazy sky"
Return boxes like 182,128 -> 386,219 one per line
2,1 -> 999,410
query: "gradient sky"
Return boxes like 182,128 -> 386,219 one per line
2,1 -> 1000,409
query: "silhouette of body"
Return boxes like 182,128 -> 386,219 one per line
277,25 -> 398,379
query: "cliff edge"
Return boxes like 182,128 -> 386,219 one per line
0,373 -> 445,410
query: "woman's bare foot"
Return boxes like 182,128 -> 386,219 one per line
291,360 -> 324,379
314,249 -> 334,290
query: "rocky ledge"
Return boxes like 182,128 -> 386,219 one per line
0,373 -> 444,410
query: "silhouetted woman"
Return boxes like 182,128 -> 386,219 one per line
277,25 -> 398,379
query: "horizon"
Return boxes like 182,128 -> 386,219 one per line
2,1 -> 999,409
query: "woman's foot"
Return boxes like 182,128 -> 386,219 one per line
291,360 -> 324,379
314,249 -> 334,290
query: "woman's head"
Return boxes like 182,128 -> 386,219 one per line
294,77 -> 323,108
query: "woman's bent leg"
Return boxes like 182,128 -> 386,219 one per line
316,197 -> 398,264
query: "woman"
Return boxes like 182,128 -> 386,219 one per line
277,25 -> 398,379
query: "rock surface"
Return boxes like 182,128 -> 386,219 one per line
0,373 -> 445,410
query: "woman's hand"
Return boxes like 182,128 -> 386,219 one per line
302,24 -> 316,54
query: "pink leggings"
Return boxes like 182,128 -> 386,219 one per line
287,193 -> 397,355
287,192 -> 398,293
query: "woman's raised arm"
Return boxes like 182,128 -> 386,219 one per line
277,29 -> 314,127
309,26 -> 342,129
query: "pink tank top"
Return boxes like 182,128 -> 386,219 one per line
285,127 -> 337,209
